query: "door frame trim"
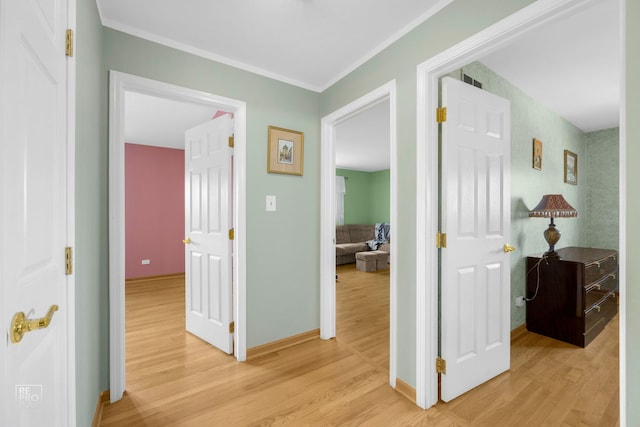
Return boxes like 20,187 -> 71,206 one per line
66,0 -> 77,423
108,71 -> 248,402
320,80 -> 398,387
415,0 -> 611,409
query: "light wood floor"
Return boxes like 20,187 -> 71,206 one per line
101,265 -> 619,426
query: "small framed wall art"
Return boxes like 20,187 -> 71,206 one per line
532,138 -> 543,170
267,126 -> 304,176
564,149 -> 578,185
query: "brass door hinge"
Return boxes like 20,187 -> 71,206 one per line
65,29 -> 74,57
65,247 -> 73,275
436,232 -> 447,249
436,107 -> 447,123
436,357 -> 447,374
229,321 -> 235,333
229,228 -> 235,240
228,135 -> 235,148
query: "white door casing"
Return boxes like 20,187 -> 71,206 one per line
416,0 -> 608,415
440,76 -> 511,401
185,115 -> 234,353
0,0 -> 75,425
320,80 -> 398,386
416,0 -> 593,409
109,71 -> 247,402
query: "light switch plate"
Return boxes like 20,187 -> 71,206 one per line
266,195 -> 276,211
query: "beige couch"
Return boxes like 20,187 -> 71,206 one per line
336,224 -> 390,265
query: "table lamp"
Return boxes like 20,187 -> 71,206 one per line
529,194 -> 578,257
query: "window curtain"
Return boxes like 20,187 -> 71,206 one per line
336,175 -> 346,225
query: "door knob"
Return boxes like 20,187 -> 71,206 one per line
10,305 -> 59,344
182,237 -> 191,245
503,244 -> 516,253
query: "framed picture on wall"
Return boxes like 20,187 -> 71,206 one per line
564,149 -> 578,185
532,138 -> 543,170
267,126 -> 304,176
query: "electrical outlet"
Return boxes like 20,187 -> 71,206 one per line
515,296 -> 525,307
141,259 -> 150,265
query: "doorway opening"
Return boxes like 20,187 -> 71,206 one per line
320,80 -> 398,387
334,98 -> 393,374
416,0 -> 624,411
108,71 -> 247,402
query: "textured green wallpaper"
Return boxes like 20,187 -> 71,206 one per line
102,29 -> 322,349
75,0 -> 108,425
585,128 -> 619,250
455,61 -> 587,328
337,168 -> 390,224
625,0 -> 639,423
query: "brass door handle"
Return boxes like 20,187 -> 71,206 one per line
503,244 -> 516,253
182,237 -> 191,245
10,305 -> 59,344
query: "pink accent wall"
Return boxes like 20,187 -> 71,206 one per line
125,143 -> 185,279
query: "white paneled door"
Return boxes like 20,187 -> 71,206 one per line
440,76 -> 512,401
184,115 -> 234,354
0,0 -> 73,425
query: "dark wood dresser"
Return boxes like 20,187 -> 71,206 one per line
525,246 -> 618,347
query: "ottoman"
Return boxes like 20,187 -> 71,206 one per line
375,251 -> 389,270
355,251 -> 378,272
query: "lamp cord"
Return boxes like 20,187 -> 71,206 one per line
525,255 -> 549,302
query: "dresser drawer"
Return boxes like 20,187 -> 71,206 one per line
584,253 -> 618,284
584,292 -> 618,346
584,272 -> 618,308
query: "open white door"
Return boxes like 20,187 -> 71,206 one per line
0,0 -> 73,425
440,76 -> 512,401
184,115 -> 234,354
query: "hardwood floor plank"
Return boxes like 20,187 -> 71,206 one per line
101,267 -> 619,426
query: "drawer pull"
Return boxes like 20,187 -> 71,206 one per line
586,272 -> 618,292
595,305 -> 601,313
587,255 -> 617,269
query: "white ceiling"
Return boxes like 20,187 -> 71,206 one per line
113,0 -> 620,169
480,0 -> 620,133
124,92 -> 217,148
97,0 -> 452,92
335,100 -> 390,172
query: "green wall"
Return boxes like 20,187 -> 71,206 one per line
322,0 -> 535,385
585,128 -> 620,250
74,6 -> 322,423
102,29 -> 321,349
371,169 -> 391,223
450,61 -> 589,328
75,0 -> 108,425
337,168 -> 390,224
337,169 -> 373,224
455,63 -> 621,329
625,0 -> 639,423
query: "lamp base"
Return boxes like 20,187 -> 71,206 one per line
544,249 -> 559,258
543,221 -> 561,257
